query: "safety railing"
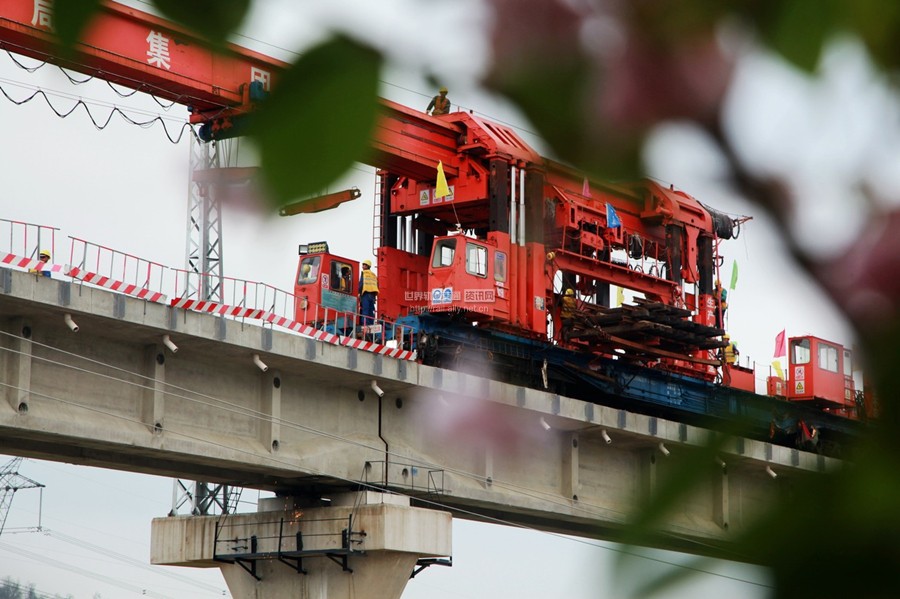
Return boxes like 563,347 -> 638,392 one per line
170,268 -> 274,319
0,217 -> 58,260
362,459 -> 446,495
213,514 -> 366,579
67,236 -> 168,301
0,217 -> 63,275
0,220 -> 417,360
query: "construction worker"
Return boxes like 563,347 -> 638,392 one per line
299,263 -> 313,283
723,334 -> 739,365
426,87 -> 451,116
358,259 -> 379,327
560,288 -> 576,338
29,250 -> 51,277
338,266 -> 352,293
715,279 -> 728,327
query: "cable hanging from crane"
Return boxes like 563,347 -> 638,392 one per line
0,78 -> 196,144
2,45 -> 225,113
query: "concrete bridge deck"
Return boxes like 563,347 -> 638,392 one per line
0,267 -> 838,563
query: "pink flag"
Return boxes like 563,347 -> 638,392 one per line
773,329 -> 786,358
582,177 -> 591,198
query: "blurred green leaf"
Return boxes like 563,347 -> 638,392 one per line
489,57 -> 643,181
753,0 -> 836,72
52,0 -> 102,52
152,0 -> 250,48
844,0 -> 900,69
250,36 -> 382,207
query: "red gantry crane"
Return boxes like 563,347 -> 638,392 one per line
0,0 -> 742,379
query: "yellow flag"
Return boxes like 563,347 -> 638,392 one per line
435,161 -> 450,199
616,286 -> 624,307
772,360 -> 784,380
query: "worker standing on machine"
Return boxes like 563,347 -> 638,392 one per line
426,87 -> 451,116
560,288 -> 576,339
715,279 -> 728,327
723,334 -> 739,365
358,259 -> 379,328
561,288 -> 576,325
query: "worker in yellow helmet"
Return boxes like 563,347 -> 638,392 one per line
30,249 -> 52,277
358,259 -> 379,327
723,334 -> 739,365
298,262 -> 313,283
559,288 -> 576,339
426,87 -> 451,116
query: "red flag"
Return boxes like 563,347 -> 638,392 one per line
774,329 -> 786,358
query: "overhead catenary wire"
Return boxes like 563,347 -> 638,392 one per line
0,332 -> 771,588
0,540 -> 178,599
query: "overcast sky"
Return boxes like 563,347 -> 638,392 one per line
2,1 -> 896,597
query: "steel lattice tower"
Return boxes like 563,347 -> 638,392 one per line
0,457 -> 43,536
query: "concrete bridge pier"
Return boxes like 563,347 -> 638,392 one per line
151,492 -> 452,599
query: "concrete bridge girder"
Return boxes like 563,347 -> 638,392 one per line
0,269 -> 839,568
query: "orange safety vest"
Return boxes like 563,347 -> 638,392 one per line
431,95 -> 450,115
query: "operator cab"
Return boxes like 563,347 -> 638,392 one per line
785,335 -> 856,417
426,233 -> 510,322
294,241 -> 357,326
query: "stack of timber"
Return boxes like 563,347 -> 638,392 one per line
565,298 -> 727,366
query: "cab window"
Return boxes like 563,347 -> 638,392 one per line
298,256 -> 321,284
332,261 -> 353,294
466,243 -> 487,277
432,239 -> 457,268
843,349 -> 852,377
818,342 -> 839,373
791,338 -> 810,365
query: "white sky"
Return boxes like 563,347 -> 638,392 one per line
2,0 -> 896,597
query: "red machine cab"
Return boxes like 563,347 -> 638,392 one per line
786,335 -> 856,417
294,242 -> 357,324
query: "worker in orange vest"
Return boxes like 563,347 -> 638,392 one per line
427,87 -> 451,116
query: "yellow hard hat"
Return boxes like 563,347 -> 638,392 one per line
439,87 -> 448,94
723,334 -> 730,340
363,259 -> 372,267
39,250 -> 51,259
301,264 -> 310,274
564,289 -> 574,296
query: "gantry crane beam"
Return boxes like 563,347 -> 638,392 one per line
0,0 -> 290,121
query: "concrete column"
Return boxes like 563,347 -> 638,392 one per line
151,492 -> 451,599
4,318 -> 32,413
142,345 -> 166,433
261,370 -> 282,453
562,432 -> 580,501
713,462 -> 730,530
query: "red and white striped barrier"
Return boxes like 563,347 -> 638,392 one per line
264,313 -> 341,344
1,252 -> 64,274
265,313 -> 414,360
170,297 -> 266,320
68,267 -> 167,303
342,334 -> 414,360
